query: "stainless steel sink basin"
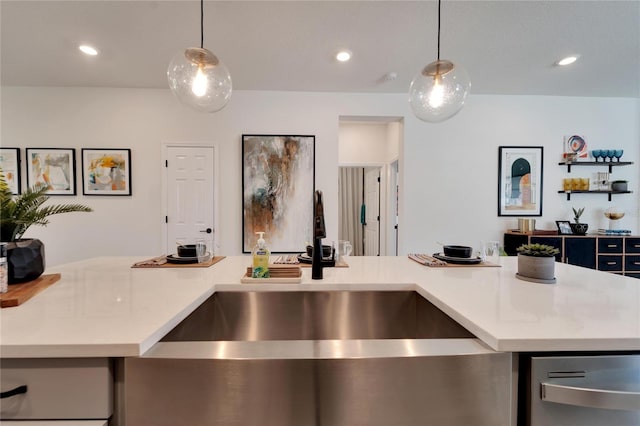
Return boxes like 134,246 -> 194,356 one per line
161,290 -> 474,342
126,290 -> 514,426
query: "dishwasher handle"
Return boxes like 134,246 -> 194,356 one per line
541,382 -> 640,411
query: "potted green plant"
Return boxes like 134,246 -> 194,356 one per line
570,207 -> 588,235
0,169 -> 92,283
516,243 -> 560,283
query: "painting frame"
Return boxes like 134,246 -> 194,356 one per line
0,148 -> 21,195
26,148 -> 76,196
498,146 -> 543,217
81,148 -> 132,196
556,220 -> 573,235
242,134 -> 315,253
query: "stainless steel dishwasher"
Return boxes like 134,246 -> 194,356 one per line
124,290 -> 515,426
527,354 -> 640,426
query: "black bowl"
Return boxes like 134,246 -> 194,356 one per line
443,245 -> 472,258
306,245 -> 333,258
177,244 -> 198,257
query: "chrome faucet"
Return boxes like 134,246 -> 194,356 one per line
312,190 -> 326,280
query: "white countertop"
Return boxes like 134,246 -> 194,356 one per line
1,256 -> 638,358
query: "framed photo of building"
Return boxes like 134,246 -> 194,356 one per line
82,148 -> 131,195
556,220 -> 573,235
242,134 -> 315,253
498,146 -> 543,216
26,148 -> 76,195
0,148 -> 21,194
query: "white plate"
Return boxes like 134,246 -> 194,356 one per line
432,253 -> 482,265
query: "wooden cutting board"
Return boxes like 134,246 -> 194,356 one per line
241,265 -> 303,284
0,273 -> 61,308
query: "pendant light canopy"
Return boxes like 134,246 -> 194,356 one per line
167,0 -> 232,113
409,0 -> 470,123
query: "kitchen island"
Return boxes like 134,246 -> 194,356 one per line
2,255 -> 639,357
1,256 -> 639,425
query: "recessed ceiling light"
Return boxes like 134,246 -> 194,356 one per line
336,50 -> 352,62
79,45 -> 99,56
556,55 -> 579,66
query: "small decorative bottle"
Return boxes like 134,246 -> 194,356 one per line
252,232 -> 270,278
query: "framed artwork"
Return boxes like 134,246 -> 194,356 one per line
498,146 -> 543,217
564,135 -> 587,160
556,220 -> 573,235
242,134 -> 315,253
26,148 -> 76,195
0,148 -> 21,194
82,149 -> 131,196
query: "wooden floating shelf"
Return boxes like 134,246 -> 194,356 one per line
557,190 -> 633,201
558,161 -> 634,173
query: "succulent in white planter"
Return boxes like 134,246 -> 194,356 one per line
516,243 -> 560,284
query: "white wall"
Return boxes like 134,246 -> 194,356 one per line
2,86 -> 638,265
338,121 -> 400,164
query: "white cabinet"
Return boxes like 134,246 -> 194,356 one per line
0,358 -> 112,421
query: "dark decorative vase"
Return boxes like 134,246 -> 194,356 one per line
6,239 -> 46,284
570,223 -> 589,235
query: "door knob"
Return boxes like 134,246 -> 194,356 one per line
200,228 -> 213,234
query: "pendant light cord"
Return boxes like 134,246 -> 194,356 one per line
200,0 -> 204,49
436,0 -> 441,61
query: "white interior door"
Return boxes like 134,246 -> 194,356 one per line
165,146 -> 215,255
364,167 -> 381,256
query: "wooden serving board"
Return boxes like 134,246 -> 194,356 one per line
241,265 -> 303,283
1,273 -> 61,308
132,256 -> 226,268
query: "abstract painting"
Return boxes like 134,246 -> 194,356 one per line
0,148 -> 21,194
26,148 -> 76,195
498,146 -> 543,216
242,135 -> 315,252
82,149 -> 131,195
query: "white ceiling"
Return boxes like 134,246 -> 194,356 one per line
2,0 -> 639,97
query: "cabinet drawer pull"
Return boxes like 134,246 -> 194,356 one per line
607,244 -> 618,248
0,385 -> 27,399
634,244 -> 640,248
607,262 -> 618,265
634,262 -> 640,266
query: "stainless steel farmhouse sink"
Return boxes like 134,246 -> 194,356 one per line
124,291 -> 515,426
161,290 -> 475,341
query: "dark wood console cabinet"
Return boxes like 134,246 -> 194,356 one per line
504,232 -> 640,279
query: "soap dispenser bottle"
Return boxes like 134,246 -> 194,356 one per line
252,232 -> 270,278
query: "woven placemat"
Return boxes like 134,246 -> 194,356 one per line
408,254 -> 500,268
272,254 -> 349,268
132,256 -> 226,268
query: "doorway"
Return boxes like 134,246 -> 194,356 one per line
162,143 -> 218,255
338,166 -> 381,256
338,117 -> 402,256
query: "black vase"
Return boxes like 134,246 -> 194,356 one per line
7,238 -> 46,284
570,223 -> 589,235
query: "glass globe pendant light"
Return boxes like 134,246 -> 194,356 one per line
167,0 -> 232,113
409,0 -> 470,123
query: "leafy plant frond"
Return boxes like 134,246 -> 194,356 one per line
0,167 -> 93,241
572,207 -> 585,223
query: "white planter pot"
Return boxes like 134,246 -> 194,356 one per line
517,254 -> 556,284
